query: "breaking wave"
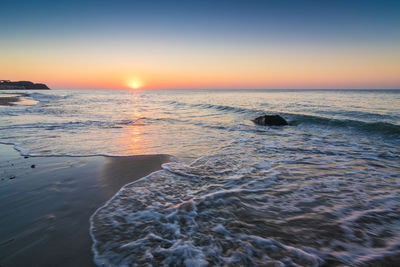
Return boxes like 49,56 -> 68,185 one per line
168,101 -> 400,136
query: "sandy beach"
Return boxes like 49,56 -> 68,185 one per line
0,144 -> 171,266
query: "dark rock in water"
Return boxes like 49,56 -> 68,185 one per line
252,114 -> 288,126
31,164 -> 35,168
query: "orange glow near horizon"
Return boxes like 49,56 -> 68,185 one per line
2,65 -> 400,90
1,40 -> 399,89
126,78 -> 143,90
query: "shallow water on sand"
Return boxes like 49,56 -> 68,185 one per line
1,89 -> 400,266
91,126 -> 400,266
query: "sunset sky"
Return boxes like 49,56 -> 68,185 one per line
1,0 -> 399,89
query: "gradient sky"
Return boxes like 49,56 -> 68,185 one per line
1,0 -> 400,89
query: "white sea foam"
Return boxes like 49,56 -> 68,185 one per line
0,141 -> 30,156
90,143 -> 400,266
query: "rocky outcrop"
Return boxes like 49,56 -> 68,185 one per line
0,80 -> 50,90
252,114 -> 288,126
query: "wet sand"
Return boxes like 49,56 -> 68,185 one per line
0,145 -> 171,266
0,95 -> 20,106
0,93 -> 37,106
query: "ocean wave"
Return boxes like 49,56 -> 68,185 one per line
167,101 -> 400,136
90,148 -> 400,266
0,119 -> 143,131
89,170 -> 323,267
167,100 -> 257,114
28,92 -> 73,102
289,114 -> 400,136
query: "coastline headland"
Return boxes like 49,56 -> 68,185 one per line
0,80 -> 50,90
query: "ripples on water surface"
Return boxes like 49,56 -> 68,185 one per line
1,89 -> 400,266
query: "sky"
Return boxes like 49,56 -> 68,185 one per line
1,0 -> 400,89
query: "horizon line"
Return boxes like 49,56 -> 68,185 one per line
51,87 -> 400,90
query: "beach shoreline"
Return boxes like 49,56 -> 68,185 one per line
0,94 -> 22,106
0,144 -> 172,267
0,93 -> 37,106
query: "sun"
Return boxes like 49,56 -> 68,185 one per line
127,78 -> 143,89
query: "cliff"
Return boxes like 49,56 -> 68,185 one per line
0,80 -> 50,90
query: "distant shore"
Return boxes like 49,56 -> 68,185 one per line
0,80 -> 50,90
0,144 -> 172,267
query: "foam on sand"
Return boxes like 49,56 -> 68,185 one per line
90,150 -> 400,266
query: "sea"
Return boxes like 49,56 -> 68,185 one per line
1,89 -> 400,266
